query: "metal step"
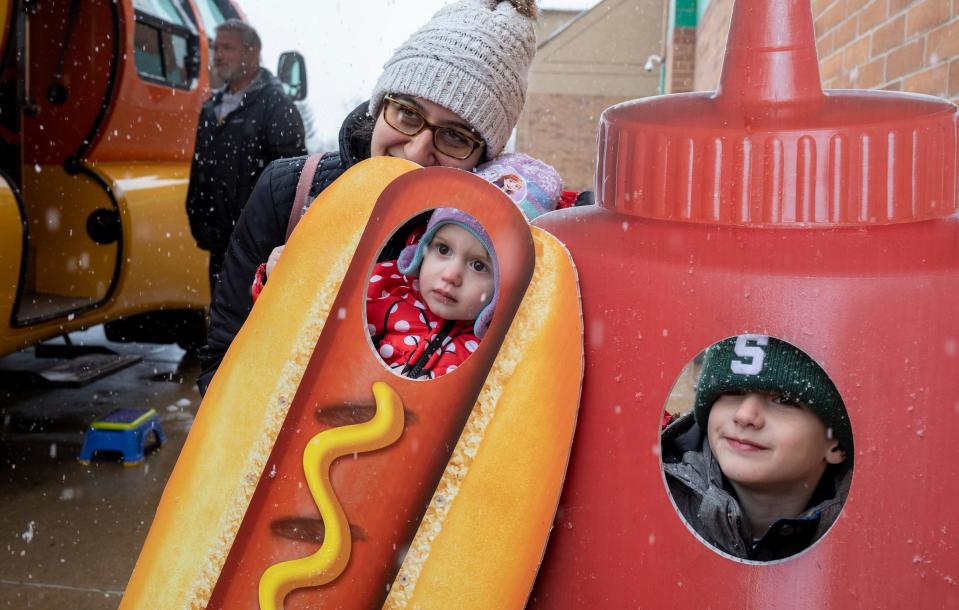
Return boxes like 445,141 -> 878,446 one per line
0,353 -> 142,388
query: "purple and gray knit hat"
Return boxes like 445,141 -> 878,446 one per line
474,152 -> 563,220
397,208 -> 498,339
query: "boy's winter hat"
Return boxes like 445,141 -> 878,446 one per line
398,208 -> 498,339
474,152 -> 563,220
369,0 -> 537,159
694,335 -> 853,465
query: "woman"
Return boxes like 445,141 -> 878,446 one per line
198,0 -> 538,393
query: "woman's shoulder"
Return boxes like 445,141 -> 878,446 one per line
256,153 -> 347,206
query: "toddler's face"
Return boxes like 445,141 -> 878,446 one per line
706,391 -> 845,492
418,224 -> 494,322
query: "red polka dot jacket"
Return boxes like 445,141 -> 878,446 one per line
366,260 -> 481,379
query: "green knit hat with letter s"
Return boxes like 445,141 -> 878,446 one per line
693,335 -> 853,466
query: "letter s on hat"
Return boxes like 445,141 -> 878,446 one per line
730,334 -> 769,375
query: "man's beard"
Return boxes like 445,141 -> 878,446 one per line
215,65 -> 238,84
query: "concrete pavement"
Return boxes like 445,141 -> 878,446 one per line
0,327 -> 202,609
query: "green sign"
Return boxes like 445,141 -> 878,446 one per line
675,0 -> 698,28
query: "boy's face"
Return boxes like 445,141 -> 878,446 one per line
707,391 -> 845,492
418,224 -> 494,322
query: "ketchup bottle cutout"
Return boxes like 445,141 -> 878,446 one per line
531,0 -> 958,605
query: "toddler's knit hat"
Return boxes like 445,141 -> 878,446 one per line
474,153 -> 563,220
693,335 -> 853,466
397,208 -> 498,339
369,0 -> 537,159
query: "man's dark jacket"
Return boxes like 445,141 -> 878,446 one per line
197,102 -> 373,394
186,68 -> 306,254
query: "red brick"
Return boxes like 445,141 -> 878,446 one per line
887,38 -> 926,79
859,0 -> 889,32
902,62 -> 949,96
906,0 -> 951,35
818,30 -> 836,57
814,0 -> 839,19
816,1 -> 846,35
926,19 -> 959,65
882,80 -> 904,90
890,0 -> 920,14
822,50 -> 845,81
844,35 -> 872,70
834,15 -> 859,47
949,58 -> 959,96
872,15 -> 905,55
857,55 -> 888,87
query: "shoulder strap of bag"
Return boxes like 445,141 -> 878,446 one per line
286,152 -> 326,241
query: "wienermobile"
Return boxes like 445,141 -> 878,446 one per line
121,0 -> 959,607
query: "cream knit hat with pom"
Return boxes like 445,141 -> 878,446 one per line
369,0 -> 537,159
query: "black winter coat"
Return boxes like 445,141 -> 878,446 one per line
186,68 -> 306,254
197,101 -> 374,394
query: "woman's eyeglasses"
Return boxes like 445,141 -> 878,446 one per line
382,95 -> 485,160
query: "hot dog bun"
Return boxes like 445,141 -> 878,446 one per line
121,157 -> 418,609
385,227 -> 581,608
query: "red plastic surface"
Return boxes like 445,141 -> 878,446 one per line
531,0 -> 959,606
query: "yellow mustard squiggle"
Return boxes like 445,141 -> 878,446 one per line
258,381 -> 405,610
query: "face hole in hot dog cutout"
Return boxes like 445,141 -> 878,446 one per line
365,207 -> 499,381
659,334 -> 853,564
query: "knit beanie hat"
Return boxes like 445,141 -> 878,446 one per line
693,335 -> 853,467
369,0 -> 537,159
397,208 -> 498,339
474,153 -> 563,220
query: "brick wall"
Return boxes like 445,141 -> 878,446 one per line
694,0 -> 959,105
666,26 -> 697,92
815,0 -> 959,104
516,92 -> 633,192
694,0 -> 734,91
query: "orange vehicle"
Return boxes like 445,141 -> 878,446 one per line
0,0 -> 306,356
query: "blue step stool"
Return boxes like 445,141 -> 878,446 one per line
78,408 -> 165,467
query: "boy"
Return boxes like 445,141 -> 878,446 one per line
661,335 -> 853,561
366,208 -> 497,379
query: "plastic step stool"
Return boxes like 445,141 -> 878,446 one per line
78,408 -> 165,467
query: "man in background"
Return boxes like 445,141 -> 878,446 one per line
186,19 -> 306,294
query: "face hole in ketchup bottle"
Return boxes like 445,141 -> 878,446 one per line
659,334 -> 853,564
364,208 -> 497,381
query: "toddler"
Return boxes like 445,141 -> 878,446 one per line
366,208 -> 497,379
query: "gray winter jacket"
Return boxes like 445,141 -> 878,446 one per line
661,412 -> 851,561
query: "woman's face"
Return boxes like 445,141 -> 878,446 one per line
370,96 -> 484,170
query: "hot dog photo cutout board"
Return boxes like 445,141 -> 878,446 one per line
120,157 -> 584,609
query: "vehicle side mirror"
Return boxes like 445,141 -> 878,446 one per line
277,51 -> 307,101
